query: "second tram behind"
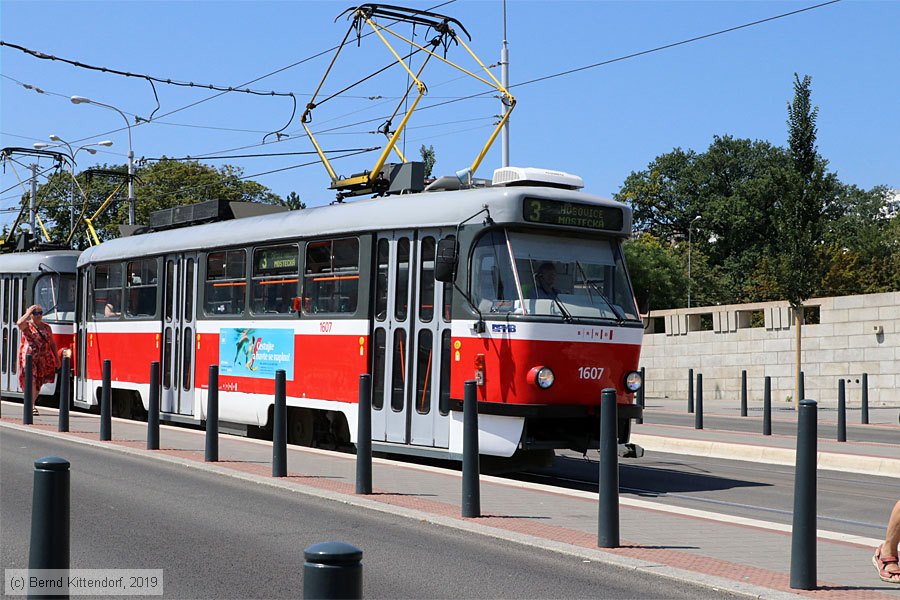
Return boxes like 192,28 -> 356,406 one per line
0,249 -> 80,400
75,167 -> 643,459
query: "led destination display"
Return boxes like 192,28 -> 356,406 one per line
523,198 -> 624,232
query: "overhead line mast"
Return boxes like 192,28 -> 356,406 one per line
301,3 -> 516,200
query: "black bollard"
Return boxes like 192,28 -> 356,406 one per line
100,359 -> 111,441
28,457 -> 70,588
790,400 -> 818,590
355,374 -> 372,495
272,369 -> 287,477
303,541 -> 362,600
837,379 -> 846,443
694,373 -> 703,430
763,376 -> 772,436
206,365 -> 219,462
23,353 -> 34,425
635,367 -> 645,425
147,362 -> 160,450
687,368 -> 694,414
58,356 -> 71,432
462,380 -> 481,518
598,388 -> 620,548
740,369 -> 748,417
861,373 -> 869,425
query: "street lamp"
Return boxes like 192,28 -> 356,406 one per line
687,215 -> 702,308
34,136 -> 113,245
70,95 -> 135,225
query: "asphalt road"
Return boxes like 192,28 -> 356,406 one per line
524,449 -> 894,540
640,408 -> 900,444
1,428 -> 742,599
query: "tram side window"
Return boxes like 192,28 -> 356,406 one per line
251,244 -> 299,315
374,239 -> 389,321
205,250 -> 247,316
93,263 -> 123,319
441,235 -> 454,323
125,258 -> 158,318
302,238 -> 359,315
418,237 -> 435,322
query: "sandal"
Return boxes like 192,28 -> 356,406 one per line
32,407 -> 40,416
873,546 -> 900,583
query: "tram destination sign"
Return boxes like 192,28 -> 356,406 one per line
523,198 -> 624,232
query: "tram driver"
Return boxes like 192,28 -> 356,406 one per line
533,262 -> 561,300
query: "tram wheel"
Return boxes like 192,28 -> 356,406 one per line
288,408 -> 315,446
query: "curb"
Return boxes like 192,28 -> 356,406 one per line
631,433 -> 900,478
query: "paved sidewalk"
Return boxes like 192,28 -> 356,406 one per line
2,401 -> 898,600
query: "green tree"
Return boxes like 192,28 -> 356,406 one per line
282,191 -> 307,210
623,234 -> 687,312
616,147 -> 699,240
33,159 -> 283,246
771,74 -> 828,409
419,144 -> 436,178
616,136 -> 792,305
820,184 -> 895,293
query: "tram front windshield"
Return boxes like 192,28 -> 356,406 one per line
471,229 -> 639,321
34,273 -> 77,321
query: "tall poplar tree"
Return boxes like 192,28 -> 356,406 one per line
774,74 -> 827,409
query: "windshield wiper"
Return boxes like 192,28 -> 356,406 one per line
575,261 -> 625,325
551,292 -> 573,322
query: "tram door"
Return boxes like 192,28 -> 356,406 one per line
371,229 -> 451,448
161,254 -> 198,416
0,277 -> 25,395
75,269 -> 89,404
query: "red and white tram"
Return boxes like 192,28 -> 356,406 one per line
75,167 -> 643,459
0,249 -> 79,400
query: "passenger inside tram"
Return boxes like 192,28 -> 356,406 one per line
104,301 -> 121,317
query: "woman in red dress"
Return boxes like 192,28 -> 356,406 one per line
17,304 -> 59,415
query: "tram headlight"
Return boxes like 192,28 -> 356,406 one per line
624,370 -> 643,392
532,366 -> 555,389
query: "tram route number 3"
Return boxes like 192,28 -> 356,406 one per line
578,366 -> 604,380
319,321 -> 333,333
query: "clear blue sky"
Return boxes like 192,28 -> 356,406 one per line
2,0 -> 897,229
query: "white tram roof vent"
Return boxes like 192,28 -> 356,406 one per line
491,167 -> 584,190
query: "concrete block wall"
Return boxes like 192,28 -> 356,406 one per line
640,292 -> 899,406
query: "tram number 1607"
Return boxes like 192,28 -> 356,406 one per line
577,366 -> 605,381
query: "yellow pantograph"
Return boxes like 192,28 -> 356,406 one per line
301,4 -> 515,195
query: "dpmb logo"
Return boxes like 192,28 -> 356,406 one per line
491,324 -> 517,333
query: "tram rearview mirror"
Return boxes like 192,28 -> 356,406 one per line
434,238 -> 458,282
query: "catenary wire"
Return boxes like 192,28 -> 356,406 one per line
141,148 -> 378,161
513,0 -> 844,89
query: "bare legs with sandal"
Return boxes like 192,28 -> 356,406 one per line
31,381 -> 40,416
874,500 -> 900,583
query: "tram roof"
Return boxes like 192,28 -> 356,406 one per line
78,186 -> 631,266
0,250 -> 81,274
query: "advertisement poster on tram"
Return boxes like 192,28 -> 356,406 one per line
219,328 -> 294,380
